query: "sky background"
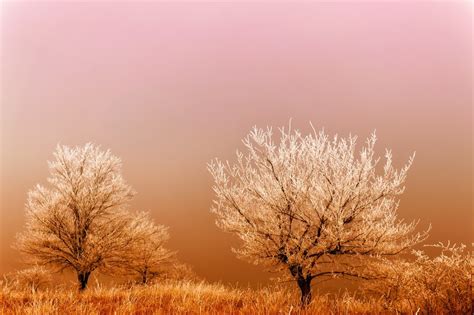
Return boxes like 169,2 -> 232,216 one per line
1,2 -> 472,287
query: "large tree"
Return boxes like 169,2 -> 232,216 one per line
16,143 -> 137,290
208,124 -> 429,306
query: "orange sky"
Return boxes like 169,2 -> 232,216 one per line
0,2 -> 472,286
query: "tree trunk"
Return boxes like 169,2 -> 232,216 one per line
77,271 -> 91,291
297,276 -> 312,307
289,264 -> 313,307
142,268 -> 148,285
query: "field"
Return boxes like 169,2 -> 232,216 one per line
0,280 -> 388,315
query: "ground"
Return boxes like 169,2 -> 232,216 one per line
0,280 -> 386,314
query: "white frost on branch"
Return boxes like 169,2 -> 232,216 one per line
16,143 -> 137,290
120,211 -> 177,284
208,124 -> 429,305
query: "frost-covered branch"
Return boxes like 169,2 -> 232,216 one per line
208,124 -> 429,305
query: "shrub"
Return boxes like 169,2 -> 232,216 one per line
6,265 -> 52,292
366,243 -> 472,314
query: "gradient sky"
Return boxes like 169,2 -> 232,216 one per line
1,2 -> 472,286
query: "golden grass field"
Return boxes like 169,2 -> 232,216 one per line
0,280 -> 389,315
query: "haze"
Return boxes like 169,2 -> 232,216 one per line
1,2 -> 471,286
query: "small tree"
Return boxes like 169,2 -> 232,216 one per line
160,262 -> 200,282
366,243 -> 472,313
122,212 -> 176,284
7,265 -> 52,292
208,124 -> 428,306
16,143 -> 137,291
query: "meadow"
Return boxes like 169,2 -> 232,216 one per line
0,280 -> 392,315
1,275 -> 473,315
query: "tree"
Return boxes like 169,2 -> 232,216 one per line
208,124 -> 429,306
365,243 -> 472,313
16,143 -> 137,290
159,262 -> 200,282
6,265 -> 52,292
122,212 -> 176,285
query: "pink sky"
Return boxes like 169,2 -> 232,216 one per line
1,2 -> 472,286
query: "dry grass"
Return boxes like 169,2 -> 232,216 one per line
0,280 -> 386,315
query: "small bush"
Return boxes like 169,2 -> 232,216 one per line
4,265 -> 52,292
366,243 -> 472,314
